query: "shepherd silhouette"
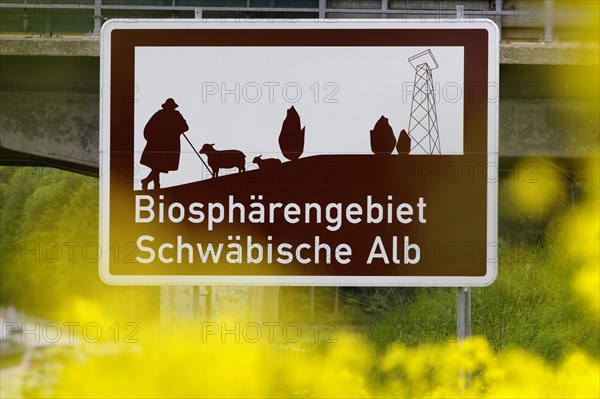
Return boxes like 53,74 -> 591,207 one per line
140,98 -> 189,190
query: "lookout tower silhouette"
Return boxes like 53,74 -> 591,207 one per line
407,50 -> 441,155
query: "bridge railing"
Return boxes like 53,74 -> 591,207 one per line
0,1 -> 572,42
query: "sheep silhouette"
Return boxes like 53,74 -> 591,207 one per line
199,143 -> 246,178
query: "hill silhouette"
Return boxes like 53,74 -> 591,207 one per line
140,154 -> 487,277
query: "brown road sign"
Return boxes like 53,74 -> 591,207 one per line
100,20 -> 499,286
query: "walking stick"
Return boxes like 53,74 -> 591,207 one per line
182,133 -> 212,175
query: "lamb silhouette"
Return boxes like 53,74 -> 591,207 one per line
199,143 -> 246,178
252,155 -> 281,169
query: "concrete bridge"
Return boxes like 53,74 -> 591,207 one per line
1,0 -> 598,325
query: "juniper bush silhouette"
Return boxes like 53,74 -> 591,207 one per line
396,129 -> 411,155
278,106 -> 305,161
370,115 -> 396,155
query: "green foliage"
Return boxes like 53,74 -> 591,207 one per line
1,165 -> 597,364
364,237 -> 600,363
0,167 -> 158,321
496,237 -> 596,359
349,159 -> 600,362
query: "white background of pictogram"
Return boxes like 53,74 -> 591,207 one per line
133,46 -> 464,189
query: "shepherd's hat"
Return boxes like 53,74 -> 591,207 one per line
162,98 -> 179,109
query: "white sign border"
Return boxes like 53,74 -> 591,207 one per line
100,19 -> 499,286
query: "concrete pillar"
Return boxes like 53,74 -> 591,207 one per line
160,285 -> 278,335
250,287 -> 280,322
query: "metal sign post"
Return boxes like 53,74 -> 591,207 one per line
457,287 -> 471,340
457,286 -> 472,388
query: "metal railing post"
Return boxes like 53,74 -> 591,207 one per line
93,0 -> 102,35
495,0 -> 503,39
319,0 -> 326,19
381,0 -> 388,19
544,0 -> 554,42
456,4 -> 464,20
